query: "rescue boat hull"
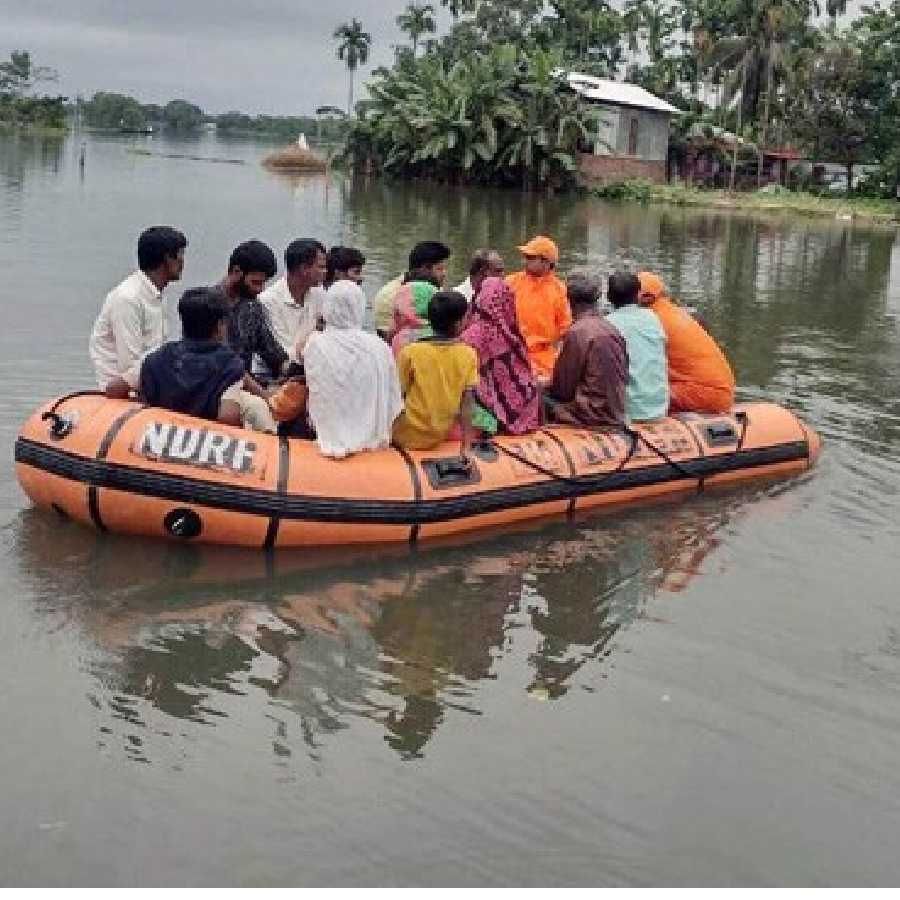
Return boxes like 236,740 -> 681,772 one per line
15,394 -> 821,548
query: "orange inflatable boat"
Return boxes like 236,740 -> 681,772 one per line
15,393 -> 821,548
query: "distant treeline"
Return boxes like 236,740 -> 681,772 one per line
77,91 -> 348,139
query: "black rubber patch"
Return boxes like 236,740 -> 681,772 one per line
263,436 -> 290,550
88,404 -> 145,531
164,508 -> 202,539
395,446 -> 423,543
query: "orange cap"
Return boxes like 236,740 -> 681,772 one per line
638,271 -> 666,305
518,236 -> 559,264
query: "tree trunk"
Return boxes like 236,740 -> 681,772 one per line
348,70 -> 354,116
758,50 -> 774,189
729,61 -> 744,192
845,161 -> 853,195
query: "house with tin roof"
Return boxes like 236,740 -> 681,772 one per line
561,71 -> 682,185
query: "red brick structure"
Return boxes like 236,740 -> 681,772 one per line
578,153 -> 667,185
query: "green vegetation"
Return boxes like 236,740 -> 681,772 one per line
336,0 -> 900,197
0,51 -> 66,131
592,179 -> 900,222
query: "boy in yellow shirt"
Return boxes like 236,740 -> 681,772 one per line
392,291 -> 478,461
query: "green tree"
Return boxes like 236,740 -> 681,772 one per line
163,99 -> 203,131
334,18 -> 373,114
793,35 -> 878,190
82,91 -> 147,130
397,3 -> 437,57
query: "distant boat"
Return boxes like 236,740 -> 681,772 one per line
119,125 -> 154,135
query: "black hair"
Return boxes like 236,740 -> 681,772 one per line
178,287 -> 229,341
567,274 -> 601,307
228,240 -> 277,278
137,226 -> 187,271
285,238 -> 326,272
607,271 -> 641,308
409,241 -> 450,272
326,245 -> 366,278
427,290 -> 468,336
469,248 -> 500,279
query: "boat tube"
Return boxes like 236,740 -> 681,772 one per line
15,393 -> 821,548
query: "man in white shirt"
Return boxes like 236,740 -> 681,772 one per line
89,226 -> 187,396
454,248 -> 505,302
258,238 -> 327,368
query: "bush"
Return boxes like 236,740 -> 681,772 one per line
591,178 -> 655,202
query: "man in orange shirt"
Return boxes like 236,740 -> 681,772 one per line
506,236 -> 571,381
638,272 -> 735,414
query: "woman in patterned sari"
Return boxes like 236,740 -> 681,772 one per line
460,277 -> 541,436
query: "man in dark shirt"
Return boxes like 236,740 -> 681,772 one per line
141,287 -> 277,432
545,273 -> 628,428
218,240 -> 288,379
141,287 -> 247,424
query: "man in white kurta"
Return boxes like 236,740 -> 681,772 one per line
258,238 -> 327,370
89,226 -> 187,392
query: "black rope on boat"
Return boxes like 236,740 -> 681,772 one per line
47,390 -> 104,414
491,430 -> 639,489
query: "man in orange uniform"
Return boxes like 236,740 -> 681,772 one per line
506,236 -> 572,381
638,272 -> 735,414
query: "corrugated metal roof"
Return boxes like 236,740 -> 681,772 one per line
561,70 -> 683,115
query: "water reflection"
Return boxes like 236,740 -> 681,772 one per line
11,485 -> 778,764
0,132 -> 65,193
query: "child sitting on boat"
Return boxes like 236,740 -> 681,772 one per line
392,290 -> 478,462
138,287 -> 276,433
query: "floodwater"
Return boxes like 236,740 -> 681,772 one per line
1,129 -> 900,887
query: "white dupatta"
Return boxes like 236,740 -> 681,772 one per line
304,280 -> 403,458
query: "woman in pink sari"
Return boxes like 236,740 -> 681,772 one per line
460,277 -> 541,435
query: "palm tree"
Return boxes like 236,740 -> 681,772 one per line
334,18 -> 372,114
396,3 -> 437,57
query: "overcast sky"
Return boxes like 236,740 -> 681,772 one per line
2,0 -> 450,115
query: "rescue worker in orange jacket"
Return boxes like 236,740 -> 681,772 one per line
506,236 -> 572,381
638,272 -> 735,414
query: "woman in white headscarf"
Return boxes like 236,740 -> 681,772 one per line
304,279 -> 403,458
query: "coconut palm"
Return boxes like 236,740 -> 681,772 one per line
334,18 -> 372,115
396,3 -> 437,57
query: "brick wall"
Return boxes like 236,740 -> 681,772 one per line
578,153 -> 667,185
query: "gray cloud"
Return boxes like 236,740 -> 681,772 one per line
2,0 -> 449,114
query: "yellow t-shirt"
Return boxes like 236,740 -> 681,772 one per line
392,340 -> 479,450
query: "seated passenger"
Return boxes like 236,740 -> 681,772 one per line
89,226 -> 187,397
392,291 -> 478,459
258,238 -> 328,369
303,280 -> 403,458
459,277 -> 540,436
545,274 -> 628,428
506,235 -> 571,381
139,287 -> 276,433
390,241 -> 450,355
605,272 -> 669,422
218,239 -> 287,380
454,248 -> 505,303
324,245 -> 366,290
638,272 -> 735,414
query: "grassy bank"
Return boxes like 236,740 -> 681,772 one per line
590,180 -> 900,225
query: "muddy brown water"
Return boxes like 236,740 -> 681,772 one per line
1,130 -> 899,886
